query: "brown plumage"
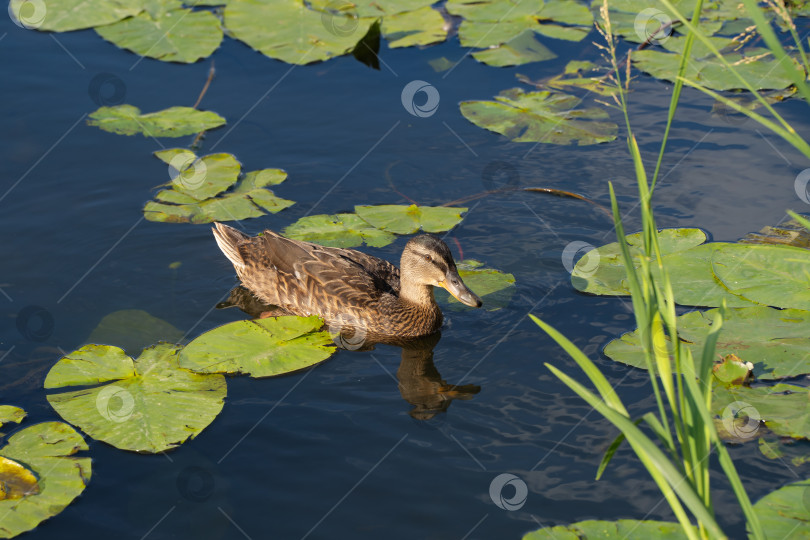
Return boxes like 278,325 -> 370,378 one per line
212,223 -> 482,337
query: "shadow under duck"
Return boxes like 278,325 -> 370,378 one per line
212,223 -> 482,337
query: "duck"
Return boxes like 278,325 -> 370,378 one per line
212,222 -> 482,337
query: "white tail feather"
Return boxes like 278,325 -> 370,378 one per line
212,223 -> 246,270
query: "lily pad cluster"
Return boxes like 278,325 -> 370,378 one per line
143,149 -> 294,224
0,412 -> 91,539
283,204 -> 468,248
9,0 -> 449,65
572,228 -> 810,309
87,104 -> 226,137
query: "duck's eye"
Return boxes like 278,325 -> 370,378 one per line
424,254 -> 432,262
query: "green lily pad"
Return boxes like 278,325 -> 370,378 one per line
45,344 -> 227,453
224,0 -> 376,65
179,316 -> 336,378
283,213 -> 397,248
87,105 -> 226,138
308,0 -> 435,17
523,519 -> 692,539
448,0 -> 592,49
381,7 -> 448,48
0,406 -> 26,428
144,151 -> 294,224
8,0 -> 141,32
460,88 -> 617,145
0,422 -> 91,538
605,307 -> 810,380
633,40 -> 804,91
95,6 -> 223,63
540,61 -> 620,96
472,30 -> 557,67
86,309 -> 184,356
758,437 -> 810,467
713,383 -> 810,440
354,205 -> 467,235
711,244 -> 810,311
436,260 -> 516,311
750,478 -> 810,538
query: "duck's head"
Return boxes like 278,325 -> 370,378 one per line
400,235 -> 483,308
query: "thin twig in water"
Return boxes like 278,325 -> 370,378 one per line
191,60 -> 217,150
384,160 -> 420,205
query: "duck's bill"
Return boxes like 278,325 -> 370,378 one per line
440,271 -> 483,308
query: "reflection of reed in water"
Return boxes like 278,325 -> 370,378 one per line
218,286 -> 480,419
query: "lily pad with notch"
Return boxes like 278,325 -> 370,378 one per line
354,205 -> 467,234
283,213 -> 397,248
87,105 -> 226,137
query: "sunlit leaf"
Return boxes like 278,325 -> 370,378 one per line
381,6 -> 448,48
0,422 -> 90,539
95,6 -> 223,63
45,344 -> 226,453
522,518 -> 693,539
308,0 -> 435,17
0,456 -> 39,501
283,213 -> 397,248
436,260 -> 516,311
224,0 -> 375,65
8,0 -> 141,32
472,30 -> 557,67
87,105 -> 226,137
750,478 -> 810,538
605,307 -> 810,380
354,204 -> 467,234
0,406 -> 26,428
460,88 -> 617,145
179,316 -> 336,378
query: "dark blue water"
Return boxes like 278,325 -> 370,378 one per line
2,11 -> 810,540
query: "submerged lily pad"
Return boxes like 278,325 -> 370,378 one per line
95,5 -> 223,63
86,309 -> 184,356
224,0 -> 375,65
45,344 -> 226,453
0,406 -> 26,428
179,316 -> 336,378
354,205 -> 467,234
436,260 -> 516,311
523,519 -> 691,539
605,307 -> 810,380
750,478 -> 810,538
283,213 -> 396,248
144,150 -> 294,224
460,88 -> 617,145
87,105 -> 226,137
8,0 -> 141,32
0,422 -> 91,538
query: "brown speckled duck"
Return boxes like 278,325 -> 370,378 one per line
212,223 -> 482,337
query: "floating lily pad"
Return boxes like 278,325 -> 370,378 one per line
523,519 -> 692,539
308,0 -> 435,17
45,344 -> 226,453
354,205 -> 467,234
224,0 -> 376,65
8,0 -> 141,32
460,88 -> 617,145
539,61 -> 620,96
283,213 -> 397,248
633,39 -> 805,91
0,422 -> 91,538
87,105 -> 226,137
0,406 -> 26,428
436,260 -> 516,311
86,309 -> 184,356
713,383 -> 810,440
179,316 -> 336,378
605,307 -> 810,380
750,478 -> 810,538
381,6 -> 448,48
758,437 -> 810,467
95,5 -> 223,63
711,244 -> 810,311
472,30 -> 557,67
144,150 -> 294,224
448,0 -> 592,48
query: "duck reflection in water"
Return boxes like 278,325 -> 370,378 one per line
217,286 -> 480,420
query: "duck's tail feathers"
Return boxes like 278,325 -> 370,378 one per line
212,222 -> 247,270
